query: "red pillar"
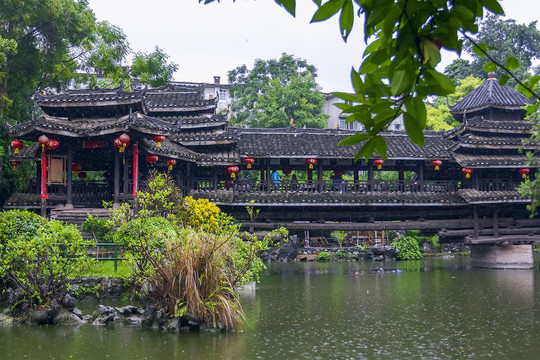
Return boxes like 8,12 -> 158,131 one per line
132,144 -> 138,196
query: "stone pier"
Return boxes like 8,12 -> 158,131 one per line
471,244 -> 534,270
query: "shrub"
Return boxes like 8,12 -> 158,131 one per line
0,210 -> 47,247
391,231 -> 423,260
82,214 -> 114,242
317,251 -> 330,261
331,231 -> 347,248
0,218 -> 95,307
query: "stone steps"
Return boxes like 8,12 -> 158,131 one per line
50,208 -> 110,241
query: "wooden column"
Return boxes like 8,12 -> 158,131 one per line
266,161 -> 271,191
317,161 -> 323,192
113,149 -> 120,206
354,164 -> 359,192
213,172 -> 218,191
123,154 -> 129,194
473,205 -> 479,239
493,209 -> 499,238
175,164 -> 183,190
186,162 -> 191,190
40,149 -> 48,218
65,147 -> 73,209
418,163 -> 424,192
368,161 -> 374,191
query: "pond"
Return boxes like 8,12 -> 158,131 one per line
1,257 -> 539,359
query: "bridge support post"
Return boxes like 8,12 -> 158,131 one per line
471,244 -> 534,269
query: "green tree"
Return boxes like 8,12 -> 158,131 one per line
204,0 -> 540,160
425,75 -> 483,130
228,53 -> 328,128
130,46 -> 179,88
445,14 -> 540,84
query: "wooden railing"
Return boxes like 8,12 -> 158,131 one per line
194,179 -> 463,194
477,179 -> 521,192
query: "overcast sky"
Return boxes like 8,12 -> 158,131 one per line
87,0 -> 540,92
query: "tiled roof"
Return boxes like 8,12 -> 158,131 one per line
156,115 -> 228,129
458,189 -> 527,204
34,87 -> 146,106
188,189 -> 466,206
197,149 -> 240,166
449,77 -> 535,114
7,114 -> 131,138
8,143 -> 40,161
450,134 -> 536,151
237,128 -> 453,159
146,85 -> 216,112
141,138 -> 200,162
171,129 -> 239,146
452,153 -> 539,168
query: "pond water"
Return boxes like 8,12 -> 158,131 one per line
1,258 -> 539,359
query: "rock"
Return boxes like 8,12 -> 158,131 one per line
118,305 -> 139,315
141,305 -> 156,327
166,318 -> 179,332
53,309 -> 84,325
62,294 -> 77,309
71,308 -> 83,318
29,309 -> 52,325
368,245 -> 398,260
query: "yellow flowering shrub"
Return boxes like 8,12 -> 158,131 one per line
183,196 -> 234,234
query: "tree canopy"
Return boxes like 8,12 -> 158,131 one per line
227,53 -> 328,128
130,46 -> 179,88
204,0 -> 540,160
445,14 -> 540,84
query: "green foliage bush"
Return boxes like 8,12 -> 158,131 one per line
109,172 -> 268,329
317,251 -> 330,261
82,215 -> 114,242
391,230 -> 423,260
0,214 -> 95,307
0,210 -> 47,247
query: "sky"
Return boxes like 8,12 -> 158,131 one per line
87,0 -> 540,93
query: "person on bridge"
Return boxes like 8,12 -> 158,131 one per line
271,170 -> 281,191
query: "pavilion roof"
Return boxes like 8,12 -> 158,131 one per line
449,75 -> 535,115
141,138 -> 200,163
146,84 -> 217,113
458,189 -> 528,204
449,133 -> 537,152
236,128 -> 453,160
452,153 -> 539,168
156,114 -> 228,130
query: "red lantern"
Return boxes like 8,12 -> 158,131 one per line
373,159 -> 384,170
118,133 -> 130,153
165,159 -> 177,171
10,140 -> 23,154
519,168 -> 530,179
38,135 -> 49,150
282,169 -> 292,177
432,160 -> 443,171
146,155 -> 158,164
244,158 -> 255,169
45,139 -> 59,150
113,138 -> 124,152
152,135 -> 166,148
462,168 -> 473,178
78,171 -> 87,180
9,161 -> 20,170
306,158 -> 317,169
72,163 -> 82,176
227,166 -> 240,179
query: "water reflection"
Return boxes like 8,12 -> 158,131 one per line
0,258 -> 538,359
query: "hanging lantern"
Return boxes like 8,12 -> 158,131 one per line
518,168 -> 530,179
45,139 -> 59,150
335,169 -> 345,176
282,169 -> 292,177
373,159 -> 384,170
152,135 -> 166,148
9,161 -> 20,170
38,135 -> 49,150
165,159 -> 177,171
462,168 -> 473,178
227,166 -> 240,179
118,133 -> 130,153
72,163 -> 82,176
432,160 -> 443,171
244,158 -> 255,169
306,158 -> 317,169
10,140 -> 23,154
78,171 -> 87,180
146,155 -> 158,164
113,138 -> 124,152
